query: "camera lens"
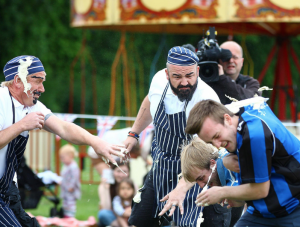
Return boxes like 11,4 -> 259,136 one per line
201,65 -> 214,77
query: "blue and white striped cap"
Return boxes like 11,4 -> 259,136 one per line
167,46 -> 199,66
3,55 -> 45,81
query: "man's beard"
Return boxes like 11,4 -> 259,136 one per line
32,91 -> 41,104
209,171 -> 222,187
169,79 -> 198,102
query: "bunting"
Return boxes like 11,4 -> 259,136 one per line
97,116 -> 119,138
139,123 -> 154,148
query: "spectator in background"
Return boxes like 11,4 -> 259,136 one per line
59,144 -> 81,218
207,41 -> 261,104
88,145 -> 109,176
112,178 -> 135,227
98,160 -> 130,227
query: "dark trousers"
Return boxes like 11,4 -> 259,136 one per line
201,203 -> 231,227
129,171 -> 166,227
230,207 -> 244,227
6,182 -> 40,227
129,171 -> 232,227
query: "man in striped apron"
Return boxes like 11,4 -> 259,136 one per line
125,47 -> 231,226
0,56 -> 125,226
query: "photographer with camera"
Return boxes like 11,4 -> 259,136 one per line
208,41 -> 260,104
196,28 -> 260,105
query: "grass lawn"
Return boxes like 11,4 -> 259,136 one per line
25,156 -> 101,221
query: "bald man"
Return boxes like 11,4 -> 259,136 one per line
207,41 -> 261,105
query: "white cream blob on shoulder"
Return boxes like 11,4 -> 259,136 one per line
225,96 -> 269,114
18,57 -> 33,95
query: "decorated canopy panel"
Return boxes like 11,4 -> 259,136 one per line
71,0 -> 300,35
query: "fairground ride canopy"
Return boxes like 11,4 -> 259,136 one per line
71,0 -> 300,36
70,0 -> 300,121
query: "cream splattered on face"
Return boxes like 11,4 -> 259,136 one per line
17,56 -> 33,94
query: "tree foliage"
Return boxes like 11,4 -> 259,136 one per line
0,0 -> 299,119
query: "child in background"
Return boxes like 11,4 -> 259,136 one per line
59,144 -> 81,218
112,178 -> 135,227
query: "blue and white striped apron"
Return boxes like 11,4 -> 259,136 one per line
151,83 -> 202,227
0,92 -> 29,227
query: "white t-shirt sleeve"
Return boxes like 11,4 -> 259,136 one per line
148,69 -> 168,118
29,101 -> 52,116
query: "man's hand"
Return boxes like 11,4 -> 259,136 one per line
158,186 -> 187,216
223,153 -> 240,173
92,140 -> 127,165
20,112 -> 45,130
195,186 -> 224,206
226,199 -> 245,209
122,136 -> 138,162
123,136 -> 138,153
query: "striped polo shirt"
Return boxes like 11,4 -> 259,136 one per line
236,103 -> 300,218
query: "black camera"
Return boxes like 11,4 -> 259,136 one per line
196,27 -> 232,83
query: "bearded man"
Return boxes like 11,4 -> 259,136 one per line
123,47 -> 232,227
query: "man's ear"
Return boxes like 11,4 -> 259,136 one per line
165,68 -> 169,80
196,65 -> 199,78
224,113 -> 232,125
210,159 -> 216,169
14,75 -> 21,87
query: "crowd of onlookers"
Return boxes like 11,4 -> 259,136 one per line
58,143 -> 140,227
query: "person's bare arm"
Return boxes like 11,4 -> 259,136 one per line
0,112 -> 45,149
122,206 -> 131,218
123,95 -> 153,152
98,180 -> 111,210
44,115 -> 123,164
117,216 -> 129,227
196,181 -> 270,206
226,199 -> 245,209
223,153 -> 240,173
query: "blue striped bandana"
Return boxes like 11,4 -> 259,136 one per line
3,55 -> 45,81
167,46 -> 199,66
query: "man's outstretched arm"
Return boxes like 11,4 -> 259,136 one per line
195,181 -> 270,206
123,95 -> 153,152
44,115 -> 124,164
